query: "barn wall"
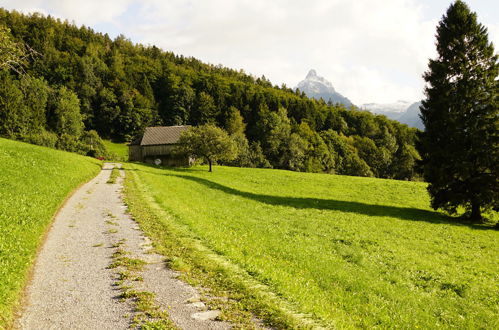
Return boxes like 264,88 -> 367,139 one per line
143,155 -> 190,166
128,145 -> 142,161
132,144 -> 191,166
141,145 -> 175,158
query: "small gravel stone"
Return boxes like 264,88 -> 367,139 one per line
190,302 -> 207,310
191,310 -> 221,321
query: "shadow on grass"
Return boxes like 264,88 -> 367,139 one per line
135,165 -> 495,230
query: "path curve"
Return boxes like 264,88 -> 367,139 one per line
17,163 -> 230,329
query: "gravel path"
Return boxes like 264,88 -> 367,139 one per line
17,163 -> 231,329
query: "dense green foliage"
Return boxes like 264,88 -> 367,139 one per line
418,1 -> 499,220
0,138 -> 100,327
126,163 -> 498,328
176,125 -> 236,172
0,9 -> 420,179
0,25 -> 27,73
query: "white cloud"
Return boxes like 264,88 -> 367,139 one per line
124,0 -> 439,104
486,24 -> 499,50
1,0 -> 132,25
1,0 -> 497,104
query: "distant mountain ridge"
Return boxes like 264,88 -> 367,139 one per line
398,101 -> 423,130
296,70 -> 353,107
361,101 -> 424,130
361,100 -> 412,115
361,101 -> 423,130
296,69 -> 423,129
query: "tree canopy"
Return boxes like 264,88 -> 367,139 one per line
0,8 -> 422,179
418,0 -> 498,221
176,125 -> 237,172
0,25 -> 26,73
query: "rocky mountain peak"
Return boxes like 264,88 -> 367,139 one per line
299,69 -> 336,92
306,69 -> 318,79
296,69 -> 351,107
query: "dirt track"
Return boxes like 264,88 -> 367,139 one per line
17,163 -> 230,329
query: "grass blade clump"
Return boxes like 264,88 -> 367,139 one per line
107,166 -> 120,184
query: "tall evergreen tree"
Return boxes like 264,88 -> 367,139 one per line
418,0 -> 498,221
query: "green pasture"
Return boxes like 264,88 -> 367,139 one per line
0,138 -> 100,327
125,163 -> 498,329
103,140 -> 128,161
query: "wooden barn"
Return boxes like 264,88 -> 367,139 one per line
128,126 -> 192,166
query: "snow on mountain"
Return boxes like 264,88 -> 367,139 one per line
361,101 -> 423,129
295,70 -> 424,129
296,69 -> 353,107
362,101 -> 423,129
360,100 -> 412,114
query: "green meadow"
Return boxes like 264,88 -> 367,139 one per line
126,163 -> 498,329
0,138 -> 100,327
103,140 -> 128,161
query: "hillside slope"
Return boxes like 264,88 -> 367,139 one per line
126,164 -> 498,329
1,8 -> 420,180
0,138 -> 100,327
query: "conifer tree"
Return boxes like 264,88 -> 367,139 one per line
418,0 -> 498,221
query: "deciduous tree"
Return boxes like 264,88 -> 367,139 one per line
0,25 -> 27,74
176,124 -> 237,172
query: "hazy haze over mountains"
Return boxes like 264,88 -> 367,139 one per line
398,101 -> 423,130
361,101 -> 424,130
297,70 -> 424,130
360,100 -> 411,114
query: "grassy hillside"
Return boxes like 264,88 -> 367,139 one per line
0,138 -> 101,327
103,140 -> 128,161
125,164 -> 498,329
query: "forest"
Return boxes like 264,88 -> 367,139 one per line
0,9 -> 421,180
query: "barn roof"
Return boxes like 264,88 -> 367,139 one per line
138,126 -> 190,146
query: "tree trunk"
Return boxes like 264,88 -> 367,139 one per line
208,159 -> 212,172
470,202 -> 482,222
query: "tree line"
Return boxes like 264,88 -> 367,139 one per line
0,8 -> 420,179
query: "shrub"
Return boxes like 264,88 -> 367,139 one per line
78,130 -> 107,158
22,130 -> 58,148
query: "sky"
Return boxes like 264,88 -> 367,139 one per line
1,0 -> 498,105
